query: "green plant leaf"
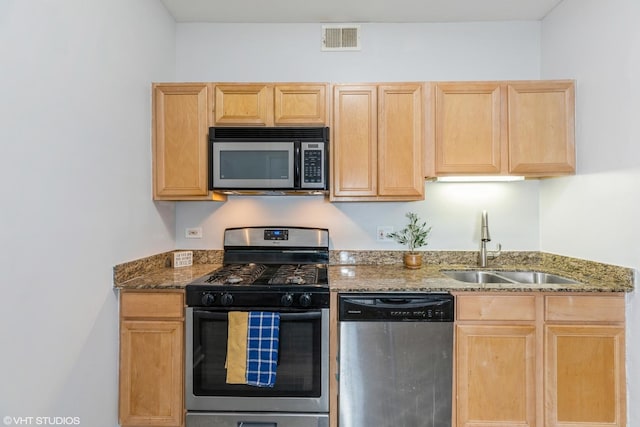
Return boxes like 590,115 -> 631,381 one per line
386,212 -> 432,253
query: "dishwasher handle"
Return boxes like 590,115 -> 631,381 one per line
339,293 -> 454,322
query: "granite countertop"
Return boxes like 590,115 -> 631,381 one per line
115,263 -> 222,290
113,250 -> 634,293
328,264 -> 630,293
330,250 -> 633,292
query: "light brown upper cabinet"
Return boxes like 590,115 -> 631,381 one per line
213,84 -> 272,125
213,83 -> 329,126
430,82 -> 503,175
274,84 -> 328,125
427,80 -> 575,178
152,82 -> 328,200
507,82 -> 575,175
153,83 -> 212,200
331,83 -> 424,201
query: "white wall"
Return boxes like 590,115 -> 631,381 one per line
540,0 -> 640,424
175,22 -> 542,251
176,22 -> 540,82
176,182 -> 539,251
0,1 -> 175,424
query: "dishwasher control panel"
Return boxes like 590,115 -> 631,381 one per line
339,293 -> 454,322
388,308 -> 449,320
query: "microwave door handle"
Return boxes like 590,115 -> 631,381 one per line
294,141 -> 301,188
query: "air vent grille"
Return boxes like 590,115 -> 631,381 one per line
210,127 -> 328,141
322,25 -> 361,51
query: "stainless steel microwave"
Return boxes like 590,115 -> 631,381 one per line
209,127 -> 329,194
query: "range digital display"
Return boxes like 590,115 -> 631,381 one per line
264,229 -> 289,240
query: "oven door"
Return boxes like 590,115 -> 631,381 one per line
185,307 -> 329,413
212,142 -> 296,189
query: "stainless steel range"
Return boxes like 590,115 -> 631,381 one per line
185,226 -> 330,427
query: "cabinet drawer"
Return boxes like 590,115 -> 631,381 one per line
456,294 -> 536,321
545,295 -> 625,322
121,291 -> 184,319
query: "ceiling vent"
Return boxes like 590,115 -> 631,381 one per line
321,25 -> 361,51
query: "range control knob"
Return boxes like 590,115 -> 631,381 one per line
201,292 -> 216,307
280,293 -> 294,307
299,293 -> 312,307
220,293 -> 234,306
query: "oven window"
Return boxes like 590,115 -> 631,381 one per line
192,310 -> 322,397
219,150 -> 289,180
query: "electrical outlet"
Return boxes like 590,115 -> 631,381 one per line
185,227 -> 203,239
377,226 -> 394,242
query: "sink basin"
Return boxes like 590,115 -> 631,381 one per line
441,270 -> 512,283
492,271 -> 579,284
442,269 -> 580,285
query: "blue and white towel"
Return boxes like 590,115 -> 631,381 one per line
246,311 -> 280,387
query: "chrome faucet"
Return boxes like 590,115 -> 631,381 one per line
479,210 -> 501,267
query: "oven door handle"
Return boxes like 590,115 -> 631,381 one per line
192,310 -> 322,321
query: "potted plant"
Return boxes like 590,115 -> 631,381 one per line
387,212 -> 432,269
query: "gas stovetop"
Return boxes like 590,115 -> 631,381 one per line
197,263 -> 328,287
185,226 -> 330,309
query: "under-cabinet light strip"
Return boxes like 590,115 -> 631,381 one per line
435,176 -> 525,183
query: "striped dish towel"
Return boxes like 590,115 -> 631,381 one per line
246,311 -> 280,387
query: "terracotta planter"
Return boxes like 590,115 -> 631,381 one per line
403,253 -> 423,269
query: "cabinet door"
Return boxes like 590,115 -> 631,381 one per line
456,324 -> 536,427
153,83 -> 210,199
120,291 -> 184,427
545,325 -> 626,427
378,84 -> 424,198
434,82 -> 503,174
507,81 -> 575,175
119,320 -> 184,427
331,85 -> 378,197
214,84 -> 272,125
274,84 -> 328,125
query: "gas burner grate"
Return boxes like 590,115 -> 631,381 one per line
268,264 -> 319,285
205,263 -> 267,285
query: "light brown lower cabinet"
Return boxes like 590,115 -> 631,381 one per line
456,324 -> 537,426
454,292 -> 626,427
119,290 -> 185,427
544,295 -> 626,427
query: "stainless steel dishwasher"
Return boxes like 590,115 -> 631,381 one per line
338,293 -> 454,427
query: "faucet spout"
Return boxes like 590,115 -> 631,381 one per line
478,210 -> 500,267
480,210 -> 491,242
479,242 -> 487,267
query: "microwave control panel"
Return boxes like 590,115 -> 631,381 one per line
301,142 -> 326,188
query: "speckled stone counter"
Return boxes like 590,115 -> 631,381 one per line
114,263 -> 221,290
329,251 -> 634,293
113,250 -> 634,292
113,250 -> 223,290
328,264 -> 630,293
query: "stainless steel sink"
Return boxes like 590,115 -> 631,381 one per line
442,269 -> 579,285
441,270 -> 512,283
491,271 -> 579,284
